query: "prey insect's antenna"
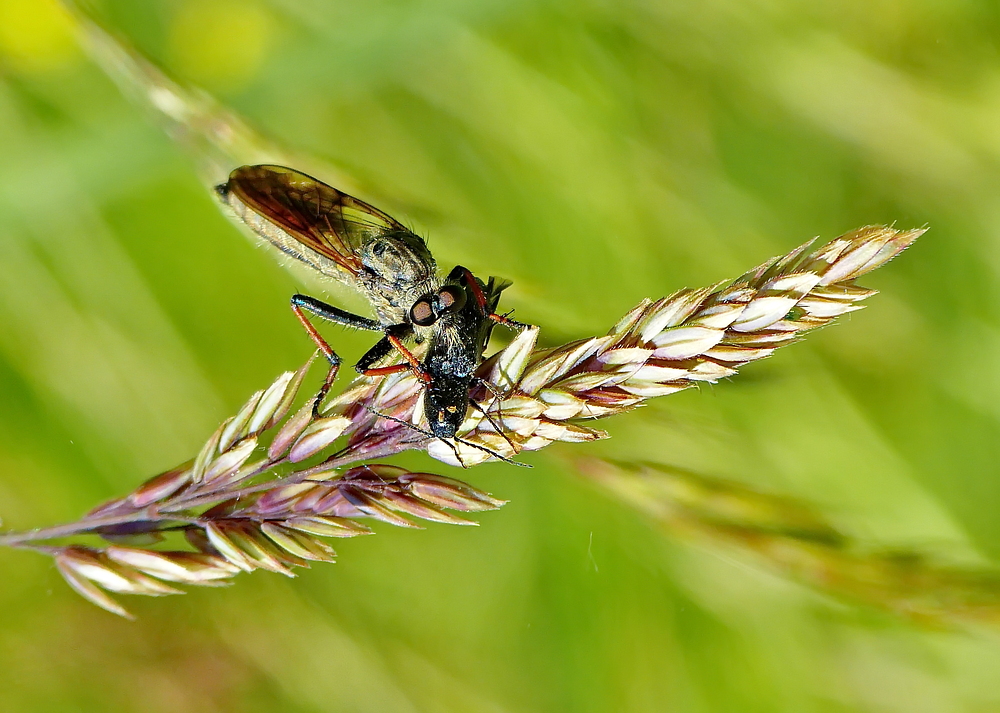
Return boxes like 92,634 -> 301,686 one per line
364,407 -> 530,468
452,435 -> 529,468
470,375 -> 528,455
468,398 -> 521,455
363,407 -> 467,466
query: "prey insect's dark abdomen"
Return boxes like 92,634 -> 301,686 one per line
423,271 -> 509,439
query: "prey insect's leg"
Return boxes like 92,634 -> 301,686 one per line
470,376 -> 522,454
489,312 -> 531,331
364,406 -> 528,468
476,376 -> 508,401
362,406 -> 466,466
450,266 -> 531,330
290,294 -> 379,416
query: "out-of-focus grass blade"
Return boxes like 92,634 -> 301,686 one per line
579,458 -> 1000,631
57,0 -> 357,193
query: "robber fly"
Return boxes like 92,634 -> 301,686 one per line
214,164 -> 523,453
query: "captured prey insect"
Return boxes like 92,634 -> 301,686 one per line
214,164 -> 527,460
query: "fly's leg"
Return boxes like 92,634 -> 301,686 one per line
291,294 -> 381,338
362,363 -> 413,377
385,333 -> 431,382
355,326 -> 430,383
290,294 -> 381,415
355,334 -> 396,373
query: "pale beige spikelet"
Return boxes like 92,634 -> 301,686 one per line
104,547 -> 240,584
192,359 -> 313,484
287,417 -> 351,462
55,547 -> 183,618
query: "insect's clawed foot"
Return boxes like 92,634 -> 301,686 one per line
310,363 -> 340,418
489,311 -> 531,331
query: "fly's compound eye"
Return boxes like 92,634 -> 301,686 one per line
436,285 -> 467,314
410,297 -> 437,326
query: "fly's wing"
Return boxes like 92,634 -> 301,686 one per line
484,277 -> 512,313
217,165 -> 407,282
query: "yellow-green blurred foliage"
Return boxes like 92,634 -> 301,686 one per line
3,0 -> 1000,711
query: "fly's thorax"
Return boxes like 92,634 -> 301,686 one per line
358,231 -> 439,324
359,231 -> 436,287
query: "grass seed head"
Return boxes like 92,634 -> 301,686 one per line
4,225 -> 922,617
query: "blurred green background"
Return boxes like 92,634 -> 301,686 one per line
3,0 -> 1000,710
